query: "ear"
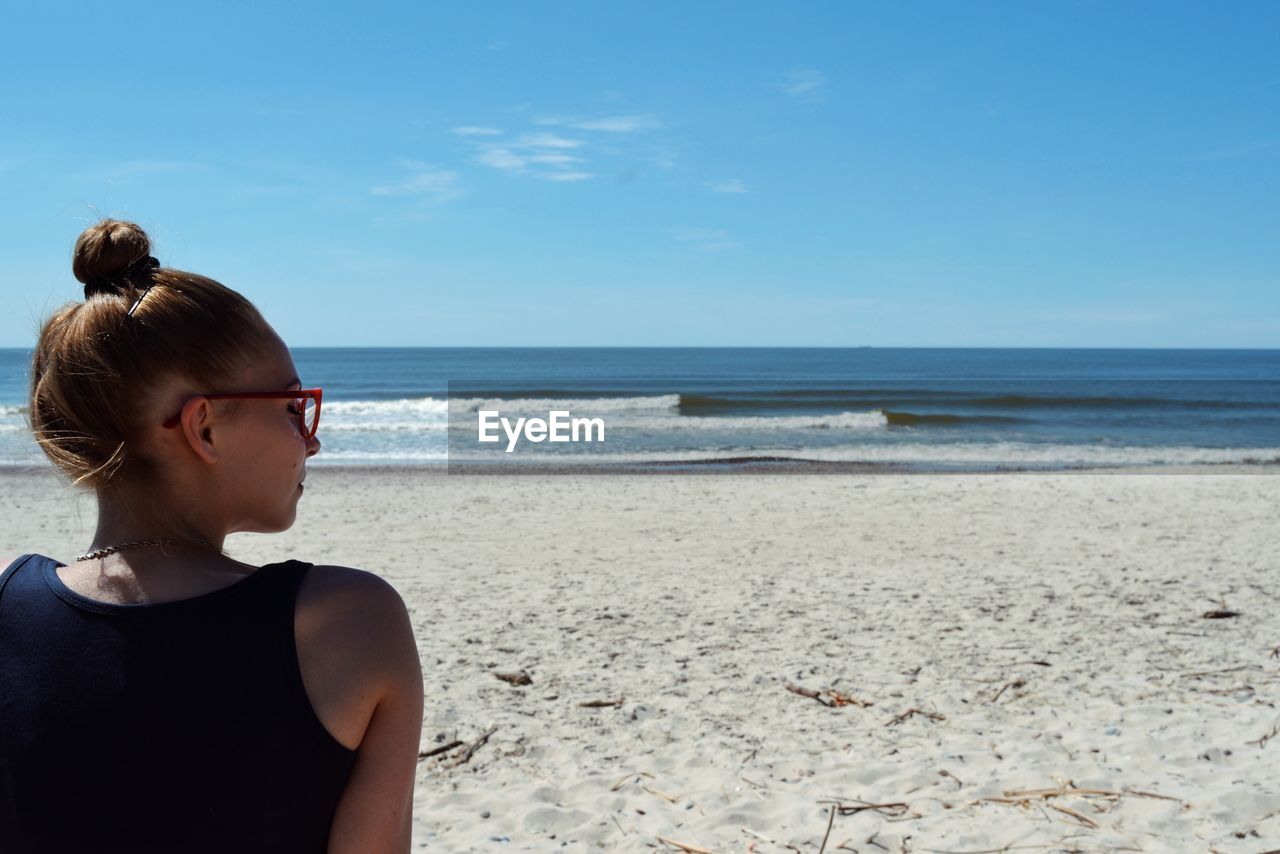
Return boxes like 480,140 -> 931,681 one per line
177,396 -> 220,464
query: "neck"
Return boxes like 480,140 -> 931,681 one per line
89,487 -> 227,555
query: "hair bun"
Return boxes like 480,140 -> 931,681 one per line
73,220 -> 159,297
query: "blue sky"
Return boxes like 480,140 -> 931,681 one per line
1,1 -> 1277,347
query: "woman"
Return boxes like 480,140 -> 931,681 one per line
0,220 -> 424,853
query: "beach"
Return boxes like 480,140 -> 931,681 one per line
4,467 -> 1278,851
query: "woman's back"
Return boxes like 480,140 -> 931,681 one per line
0,554 -> 357,853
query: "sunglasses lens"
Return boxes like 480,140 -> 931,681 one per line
300,396 -> 318,437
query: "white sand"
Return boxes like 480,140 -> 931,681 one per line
5,468 -> 1279,852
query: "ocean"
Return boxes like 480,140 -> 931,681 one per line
3,348 -> 1278,472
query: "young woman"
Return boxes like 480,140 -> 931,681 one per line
0,220 -> 424,853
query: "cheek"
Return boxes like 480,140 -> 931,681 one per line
236,417 -> 305,475
281,425 -> 309,468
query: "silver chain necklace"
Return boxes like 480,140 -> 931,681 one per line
76,539 -> 212,562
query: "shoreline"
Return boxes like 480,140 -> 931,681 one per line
4,459 -> 1277,479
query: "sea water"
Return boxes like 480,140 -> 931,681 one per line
2,348 -> 1277,471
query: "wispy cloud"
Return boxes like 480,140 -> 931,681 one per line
574,115 -> 661,132
544,171 -> 594,182
370,161 -> 462,200
777,68 -> 827,101
469,137 -> 591,181
456,109 -> 662,183
476,148 -> 528,172
516,132 -> 583,149
709,179 -> 748,194
535,114 -> 661,133
672,227 -> 740,251
528,153 -> 584,165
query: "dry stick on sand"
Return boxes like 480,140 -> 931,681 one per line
579,697 -> 624,708
817,805 -> 837,854
1119,788 -> 1183,802
1248,722 -> 1280,748
886,708 -> 946,726
1005,786 -> 1170,800
643,785 -> 679,803
1049,803 -> 1100,829
610,771 -> 655,792
451,726 -> 498,767
991,679 -> 1026,703
1202,608 -> 1242,619
818,799 -> 910,818
784,682 -> 873,709
417,739 -> 464,761
1179,665 -> 1261,679
981,784 -> 1187,822
656,836 -> 714,853
493,670 -> 532,686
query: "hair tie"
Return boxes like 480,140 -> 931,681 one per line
84,256 -> 160,299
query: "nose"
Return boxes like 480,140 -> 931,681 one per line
306,434 -> 321,457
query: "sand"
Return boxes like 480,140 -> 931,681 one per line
3,467 -> 1278,852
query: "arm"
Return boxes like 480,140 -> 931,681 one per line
323,573 -> 425,854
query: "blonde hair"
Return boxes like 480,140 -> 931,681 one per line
30,220 -> 275,489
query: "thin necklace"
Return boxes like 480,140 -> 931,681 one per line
76,539 -> 215,562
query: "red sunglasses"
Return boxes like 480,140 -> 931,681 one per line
161,389 -> 323,440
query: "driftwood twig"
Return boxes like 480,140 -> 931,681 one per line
819,799 -> 910,818
817,804 -> 837,854
785,682 -> 872,709
452,726 -> 498,766
1179,665 -> 1260,679
991,679 -> 1026,703
643,785 -> 679,803
1121,788 -> 1182,801
494,670 -> 532,686
610,771 -> 654,791
886,707 -> 946,726
1050,803 -> 1099,828
579,697 -> 624,709
417,739 -> 464,761
982,783 -> 1186,818
1248,721 -> 1280,749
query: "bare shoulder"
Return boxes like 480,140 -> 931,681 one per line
294,564 -> 419,691
311,565 -> 424,853
297,563 -> 407,611
1,555 -> 19,573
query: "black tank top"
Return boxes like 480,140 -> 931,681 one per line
0,554 -> 357,853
